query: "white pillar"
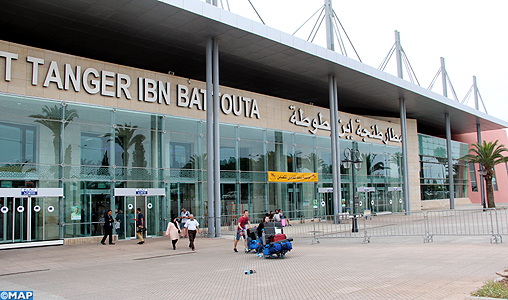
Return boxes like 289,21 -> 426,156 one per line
324,0 -> 335,51
206,37 -> 215,237
445,113 -> 455,209
329,75 -> 339,220
213,38 -> 221,237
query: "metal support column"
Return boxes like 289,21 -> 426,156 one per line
441,57 -> 448,97
442,58 -> 454,209
395,31 -> 410,212
445,113 -> 455,209
324,0 -> 334,51
474,76 -> 486,209
213,38 -> 221,237
160,116 -> 167,229
399,98 -> 410,212
395,31 -> 403,79
59,104 -> 65,239
206,37 -> 215,237
329,75 -> 339,222
333,76 -> 342,214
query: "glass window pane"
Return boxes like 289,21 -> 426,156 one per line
266,143 -> 292,172
316,136 -> 330,148
295,146 -> 315,172
0,122 -> 37,164
166,116 -> 200,134
0,94 -> 62,119
115,110 -> 158,130
239,126 -> 264,141
220,138 -> 237,171
168,132 -> 199,169
65,103 -> 111,126
220,124 -> 237,138
316,147 -> 332,174
294,133 -> 314,146
266,130 -> 293,144
239,140 -> 264,172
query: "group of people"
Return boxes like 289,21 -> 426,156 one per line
233,209 -> 290,255
164,208 -> 200,251
102,207 -> 288,253
271,209 -> 290,226
101,207 -> 200,251
101,208 -> 145,245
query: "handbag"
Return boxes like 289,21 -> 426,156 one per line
137,227 -> 147,233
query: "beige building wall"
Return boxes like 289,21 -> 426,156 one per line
0,40 -> 422,210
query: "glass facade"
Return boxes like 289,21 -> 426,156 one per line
0,93 -> 406,243
418,134 -> 469,200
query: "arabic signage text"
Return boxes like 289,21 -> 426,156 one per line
268,171 -> 318,183
289,106 -> 402,144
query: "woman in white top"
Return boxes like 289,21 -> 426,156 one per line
165,217 -> 181,250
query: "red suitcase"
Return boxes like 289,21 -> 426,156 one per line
273,234 -> 286,242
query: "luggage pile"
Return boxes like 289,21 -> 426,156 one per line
246,222 -> 293,258
247,228 -> 261,252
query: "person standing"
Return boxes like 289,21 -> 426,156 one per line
180,208 -> 190,238
116,209 -> 124,238
273,209 -> 281,222
165,217 -> 180,250
256,214 -> 270,257
233,210 -> 252,253
134,208 -> 145,244
101,210 -> 115,245
184,214 -> 200,251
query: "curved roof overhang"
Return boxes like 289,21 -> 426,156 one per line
1,0 -> 506,136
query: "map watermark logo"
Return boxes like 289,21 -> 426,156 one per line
0,291 -> 33,300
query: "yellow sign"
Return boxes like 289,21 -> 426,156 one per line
268,171 -> 318,183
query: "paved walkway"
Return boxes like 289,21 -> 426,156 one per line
0,234 -> 506,299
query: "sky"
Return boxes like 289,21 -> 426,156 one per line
202,0 -> 508,123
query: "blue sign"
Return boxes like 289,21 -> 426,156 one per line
21,189 -> 37,196
0,291 -> 33,300
135,189 -> 148,195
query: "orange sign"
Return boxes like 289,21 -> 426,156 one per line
268,171 -> 318,183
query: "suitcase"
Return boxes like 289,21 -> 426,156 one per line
264,222 -> 282,228
247,227 -> 257,240
281,219 -> 286,227
273,233 -> 286,242
263,226 -> 276,236
264,222 -> 283,236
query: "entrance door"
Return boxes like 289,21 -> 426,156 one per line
287,183 -> 301,219
1,197 -> 29,243
387,187 -> 403,212
114,188 -> 165,240
0,188 -> 62,244
119,196 -> 149,239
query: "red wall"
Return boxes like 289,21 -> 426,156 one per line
454,129 -> 508,204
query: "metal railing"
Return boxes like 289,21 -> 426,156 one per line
203,208 -> 508,244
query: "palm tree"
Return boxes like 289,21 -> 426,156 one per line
362,153 -> 388,176
104,123 -> 146,167
461,140 -> 508,208
29,105 -> 79,165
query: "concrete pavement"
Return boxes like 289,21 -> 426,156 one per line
0,234 -> 506,299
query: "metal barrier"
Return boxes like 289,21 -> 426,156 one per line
362,211 -> 428,243
198,208 -> 508,243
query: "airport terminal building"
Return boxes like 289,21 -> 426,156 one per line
0,0 -> 506,247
